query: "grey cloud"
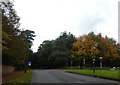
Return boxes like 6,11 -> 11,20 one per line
78,15 -> 105,34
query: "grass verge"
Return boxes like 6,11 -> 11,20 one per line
3,70 -> 32,85
65,69 -> 120,81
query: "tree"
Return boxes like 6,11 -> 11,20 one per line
1,1 -> 20,29
21,30 -> 35,48
35,40 -> 54,68
72,32 -> 119,67
33,32 -> 76,68
72,32 -> 100,58
1,1 -> 35,69
1,1 -> 21,65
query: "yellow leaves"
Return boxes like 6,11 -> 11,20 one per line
100,37 -> 118,59
72,33 -> 100,58
73,39 -> 81,48
72,32 -> 118,60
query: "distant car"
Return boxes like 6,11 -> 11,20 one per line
110,67 -> 116,70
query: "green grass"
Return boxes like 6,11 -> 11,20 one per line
5,70 -> 33,85
65,69 -> 120,80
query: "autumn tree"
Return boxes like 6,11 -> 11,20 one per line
97,34 -> 119,67
71,32 -> 100,67
72,32 -> 119,67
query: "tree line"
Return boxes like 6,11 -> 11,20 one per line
31,32 -> 76,68
71,32 -> 120,68
1,1 -> 35,70
31,32 -> 120,69
1,1 -> 120,69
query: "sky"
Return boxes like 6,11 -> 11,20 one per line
12,0 -> 119,52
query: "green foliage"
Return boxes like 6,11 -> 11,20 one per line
21,30 -> 35,48
1,1 -> 35,68
1,0 -> 119,69
33,31 -> 120,69
32,32 -> 76,68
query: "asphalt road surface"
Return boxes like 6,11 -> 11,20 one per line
30,69 -> 119,84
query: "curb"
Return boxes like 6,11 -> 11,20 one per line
66,71 -> 120,82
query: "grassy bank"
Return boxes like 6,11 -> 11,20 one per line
4,70 -> 32,85
65,69 -> 120,81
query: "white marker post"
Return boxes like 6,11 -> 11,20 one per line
28,61 -> 32,69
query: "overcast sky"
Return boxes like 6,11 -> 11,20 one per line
13,0 -> 119,52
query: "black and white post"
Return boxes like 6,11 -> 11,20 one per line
93,58 -> 95,73
83,58 -> 85,69
99,57 -> 103,69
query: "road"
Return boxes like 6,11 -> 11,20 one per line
30,69 -> 119,84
